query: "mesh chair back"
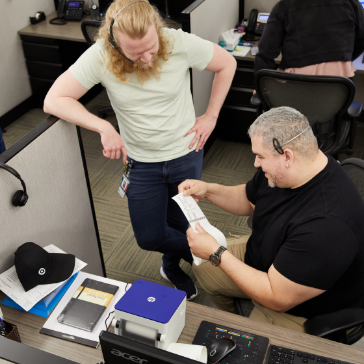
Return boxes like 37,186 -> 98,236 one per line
341,158 -> 364,200
255,70 -> 355,155
81,20 -> 102,45
258,77 -> 349,125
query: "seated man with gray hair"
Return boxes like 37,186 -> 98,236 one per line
178,106 -> 364,332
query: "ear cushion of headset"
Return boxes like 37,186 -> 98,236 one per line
13,190 -> 25,207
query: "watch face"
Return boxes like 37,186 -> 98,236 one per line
210,254 -> 220,266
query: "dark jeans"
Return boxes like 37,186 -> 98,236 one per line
0,128 -> 5,154
125,149 -> 204,270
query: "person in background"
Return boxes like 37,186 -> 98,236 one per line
255,0 -> 364,80
0,128 -> 5,154
179,107 -> 364,332
43,0 -> 236,300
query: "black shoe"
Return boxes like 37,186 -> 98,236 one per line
160,265 -> 198,300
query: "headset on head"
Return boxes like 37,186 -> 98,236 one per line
108,0 -> 150,64
0,163 -> 28,207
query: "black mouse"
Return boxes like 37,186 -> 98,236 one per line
206,338 -> 236,364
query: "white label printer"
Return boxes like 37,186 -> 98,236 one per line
112,279 -> 186,350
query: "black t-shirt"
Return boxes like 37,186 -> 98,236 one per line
245,155 -> 364,319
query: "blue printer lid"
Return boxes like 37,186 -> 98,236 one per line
115,279 -> 186,324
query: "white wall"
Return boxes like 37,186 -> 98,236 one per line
0,0 -> 100,119
0,0 -> 56,118
190,0 -> 240,117
244,0 -> 279,18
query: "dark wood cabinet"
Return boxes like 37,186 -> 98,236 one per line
216,59 -> 257,144
20,35 -> 89,106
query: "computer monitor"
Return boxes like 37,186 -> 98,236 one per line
100,331 -> 201,364
167,0 -> 195,22
0,336 -> 76,364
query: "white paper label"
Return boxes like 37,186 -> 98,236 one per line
172,193 -> 227,265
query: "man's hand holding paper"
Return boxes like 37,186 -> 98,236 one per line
172,191 -> 227,266
178,179 -> 208,202
186,222 -> 220,260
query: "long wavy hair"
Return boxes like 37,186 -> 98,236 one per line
97,0 -> 173,84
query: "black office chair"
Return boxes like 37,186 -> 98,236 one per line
251,70 -> 362,157
234,157 -> 364,345
81,19 -> 114,119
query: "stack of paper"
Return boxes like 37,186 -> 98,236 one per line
232,46 -> 251,57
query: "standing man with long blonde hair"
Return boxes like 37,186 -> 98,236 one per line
44,0 -> 236,299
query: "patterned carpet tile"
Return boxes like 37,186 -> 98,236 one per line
92,196 -> 130,253
227,214 -> 250,227
223,223 -> 252,238
91,154 -> 125,176
89,170 -> 125,198
7,109 -> 49,131
204,139 -> 257,174
201,165 -> 255,186
2,128 -> 30,150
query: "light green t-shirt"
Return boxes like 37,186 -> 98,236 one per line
69,28 -> 214,162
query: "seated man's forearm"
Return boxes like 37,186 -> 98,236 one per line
205,183 -> 254,216
218,251 -> 283,311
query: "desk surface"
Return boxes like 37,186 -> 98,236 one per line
19,17 -> 364,73
19,11 -> 89,43
1,291 -> 363,364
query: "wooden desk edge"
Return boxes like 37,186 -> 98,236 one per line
1,293 -> 363,364
18,11 -> 87,43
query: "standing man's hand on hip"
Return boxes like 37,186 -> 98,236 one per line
185,113 -> 217,152
100,122 -> 128,162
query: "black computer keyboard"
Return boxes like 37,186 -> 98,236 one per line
266,345 -> 354,364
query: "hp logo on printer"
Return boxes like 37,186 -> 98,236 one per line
147,297 -> 156,302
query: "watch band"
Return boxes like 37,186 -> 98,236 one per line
209,246 -> 227,266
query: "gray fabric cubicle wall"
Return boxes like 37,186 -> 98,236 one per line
0,116 -> 105,276
182,0 -> 240,118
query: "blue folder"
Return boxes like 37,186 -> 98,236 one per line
1,272 -> 79,317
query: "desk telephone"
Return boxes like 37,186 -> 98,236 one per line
243,9 -> 270,40
50,0 -> 84,25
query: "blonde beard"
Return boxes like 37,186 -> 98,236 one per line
123,53 -> 162,85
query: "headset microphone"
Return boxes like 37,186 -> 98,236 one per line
0,163 -> 29,207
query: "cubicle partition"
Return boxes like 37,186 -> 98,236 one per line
181,0 -> 241,118
0,117 -> 105,277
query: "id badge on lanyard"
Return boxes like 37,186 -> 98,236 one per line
118,160 -> 134,198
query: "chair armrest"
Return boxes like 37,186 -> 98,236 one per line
304,308 -> 364,338
250,94 -> 261,106
347,101 -> 362,118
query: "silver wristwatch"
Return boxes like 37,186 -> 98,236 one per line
209,246 -> 227,266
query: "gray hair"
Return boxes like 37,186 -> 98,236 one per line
248,107 -> 318,159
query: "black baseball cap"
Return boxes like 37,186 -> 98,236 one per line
14,242 -> 76,292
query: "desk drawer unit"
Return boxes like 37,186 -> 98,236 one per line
29,76 -> 56,95
216,60 -> 257,143
26,60 -> 63,80
232,66 -> 255,88
22,42 -> 61,63
225,86 -> 255,107
217,105 -> 256,143
20,35 -> 88,105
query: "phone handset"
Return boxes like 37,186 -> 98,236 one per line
246,9 -> 258,34
50,0 -> 68,25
